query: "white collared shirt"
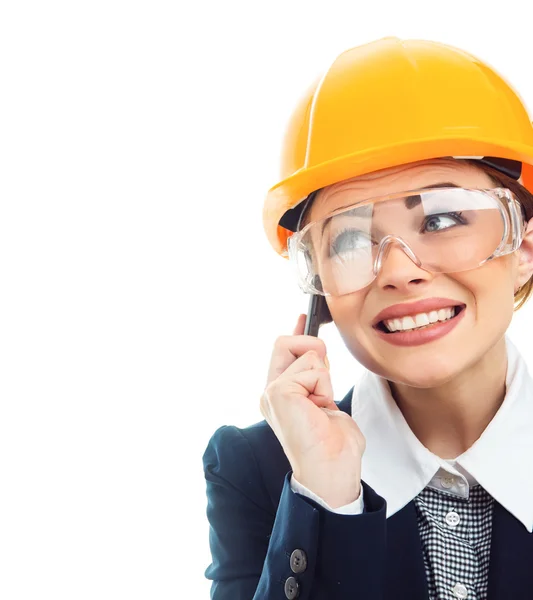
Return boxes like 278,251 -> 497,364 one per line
291,335 -> 533,533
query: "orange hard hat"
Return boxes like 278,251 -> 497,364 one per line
263,37 -> 533,256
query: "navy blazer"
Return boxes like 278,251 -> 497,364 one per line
202,387 -> 533,599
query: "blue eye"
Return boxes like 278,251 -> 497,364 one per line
330,229 -> 373,257
423,211 -> 466,232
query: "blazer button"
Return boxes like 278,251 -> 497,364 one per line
290,549 -> 308,573
284,576 -> 300,599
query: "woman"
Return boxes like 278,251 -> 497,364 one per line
203,37 -> 533,599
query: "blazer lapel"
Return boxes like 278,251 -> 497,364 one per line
385,503 -> 429,599
488,500 -> 533,599
338,387 -> 429,599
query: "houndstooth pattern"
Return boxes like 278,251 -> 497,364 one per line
413,484 -> 494,600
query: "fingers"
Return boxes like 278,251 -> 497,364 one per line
285,368 -> 335,408
282,349 -> 326,377
266,330 -> 327,386
261,366 -> 336,424
293,313 -> 306,336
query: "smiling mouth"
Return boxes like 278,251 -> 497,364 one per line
375,305 -> 466,334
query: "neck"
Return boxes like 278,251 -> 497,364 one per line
388,338 -> 508,459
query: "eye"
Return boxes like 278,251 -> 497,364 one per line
329,228 -> 373,257
423,211 -> 466,233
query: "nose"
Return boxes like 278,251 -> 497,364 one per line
374,236 -> 434,291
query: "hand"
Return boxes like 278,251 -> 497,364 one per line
260,314 -> 366,508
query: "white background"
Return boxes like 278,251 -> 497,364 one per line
1,1 -> 533,598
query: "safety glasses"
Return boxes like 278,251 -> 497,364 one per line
287,187 -> 526,297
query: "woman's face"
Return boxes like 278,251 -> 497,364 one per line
308,158 -> 529,387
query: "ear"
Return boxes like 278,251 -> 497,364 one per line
514,217 -> 533,292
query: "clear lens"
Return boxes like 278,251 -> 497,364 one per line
289,188 -> 514,296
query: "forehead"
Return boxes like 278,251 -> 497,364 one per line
309,159 -> 494,221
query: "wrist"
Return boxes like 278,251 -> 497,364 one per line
323,484 -> 362,509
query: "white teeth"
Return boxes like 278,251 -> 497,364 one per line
383,307 -> 457,332
414,313 -> 430,327
437,309 -> 449,321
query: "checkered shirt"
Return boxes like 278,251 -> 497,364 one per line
413,474 -> 495,600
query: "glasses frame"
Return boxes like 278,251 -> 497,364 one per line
287,186 -> 527,297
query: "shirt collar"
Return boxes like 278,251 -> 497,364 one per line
352,335 -> 533,532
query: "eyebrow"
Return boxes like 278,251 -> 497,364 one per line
404,182 -> 459,209
319,182 -> 460,234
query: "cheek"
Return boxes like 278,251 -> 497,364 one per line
455,258 -> 515,304
441,259 -> 516,337
326,293 -> 379,362
326,292 -> 366,328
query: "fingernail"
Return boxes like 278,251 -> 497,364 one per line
324,355 -> 330,370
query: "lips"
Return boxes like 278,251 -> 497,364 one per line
373,304 -> 466,346
372,297 -> 467,329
